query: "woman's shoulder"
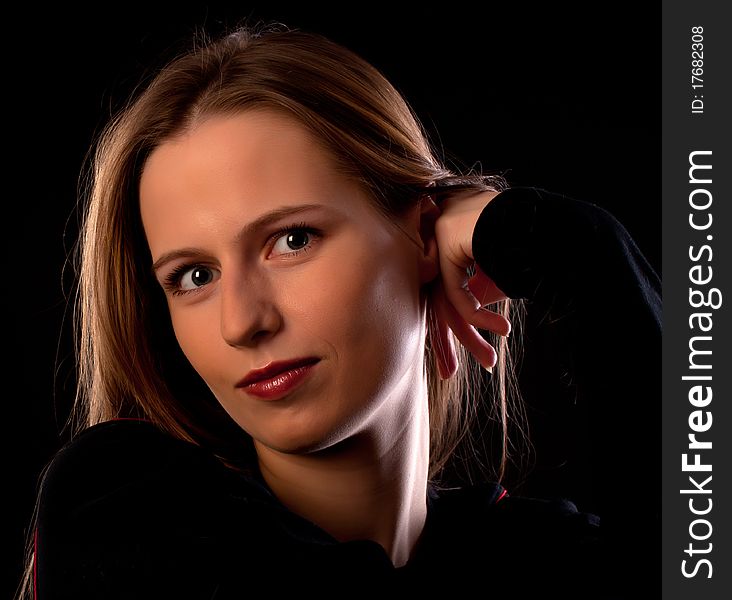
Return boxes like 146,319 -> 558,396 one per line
426,480 -> 603,577
34,420 -> 285,598
43,418 -> 212,469
36,419 -> 272,529
426,483 -> 613,596
41,419 -> 219,493
492,488 -> 600,530
432,480 -> 600,540
42,418 -> 187,472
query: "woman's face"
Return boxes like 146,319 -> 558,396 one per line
140,109 -> 432,454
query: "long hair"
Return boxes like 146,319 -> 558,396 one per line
18,22 -> 529,599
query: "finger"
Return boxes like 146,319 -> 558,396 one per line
441,256 -> 511,337
438,252 -> 480,315
429,298 -> 457,379
467,264 -> 508,306
467,273 -> 512,336
432,278 -> 498,370
470,307 -> 512,338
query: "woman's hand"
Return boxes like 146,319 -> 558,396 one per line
427,189 -> 511,379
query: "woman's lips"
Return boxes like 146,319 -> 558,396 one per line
239,360 -> 320,400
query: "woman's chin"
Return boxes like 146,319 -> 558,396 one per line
250,414 -> 370,457
248,419 -> 343,456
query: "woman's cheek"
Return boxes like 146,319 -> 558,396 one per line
170,304 -> 225,384
283,262 -> 362,349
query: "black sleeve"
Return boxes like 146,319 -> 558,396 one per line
471,186 -> 661,596
471,186 -> 661,321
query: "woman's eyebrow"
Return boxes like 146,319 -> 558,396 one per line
151,203 -> 331,274
232,203 -> 329,243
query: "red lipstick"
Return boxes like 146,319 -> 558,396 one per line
237,357 -> 320,400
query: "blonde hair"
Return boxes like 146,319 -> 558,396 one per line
17,22 -> 530,599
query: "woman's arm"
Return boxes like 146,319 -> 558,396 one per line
471,185 -> 661,507
471,186 -> 661,591
471,186 -> 660,325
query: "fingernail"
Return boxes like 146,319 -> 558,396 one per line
482,364 -> 493,379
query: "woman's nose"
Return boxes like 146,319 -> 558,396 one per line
219,272 -> 282,347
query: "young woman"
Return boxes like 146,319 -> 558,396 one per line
20,23 -> 660,598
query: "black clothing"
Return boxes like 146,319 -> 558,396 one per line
472,186 -> 661,594
34,187 -> 661,598
35,419 -> 605,598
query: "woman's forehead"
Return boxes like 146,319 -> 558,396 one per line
138,109 -> 398,256
140,110 -> 355,212
144,109 -> 334,181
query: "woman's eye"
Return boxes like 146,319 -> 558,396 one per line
270,226 -> 319,257
176,266 -> 219,292
163,225 -> 321,297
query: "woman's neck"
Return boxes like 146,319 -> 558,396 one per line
254,378 -> 430,568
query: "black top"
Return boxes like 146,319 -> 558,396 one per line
33,187 -> 661,598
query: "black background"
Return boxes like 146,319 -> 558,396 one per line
7,3 -> 660,597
